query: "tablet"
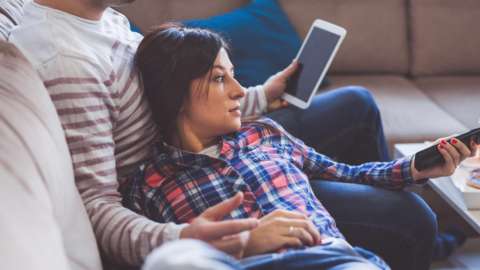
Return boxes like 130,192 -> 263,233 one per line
283,19 -> 346,109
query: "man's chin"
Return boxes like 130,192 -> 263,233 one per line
108,0 -> 136,8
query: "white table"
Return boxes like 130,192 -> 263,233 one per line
394,143 -> 480,235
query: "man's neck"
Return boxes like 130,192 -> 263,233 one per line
35,0 -> 106,20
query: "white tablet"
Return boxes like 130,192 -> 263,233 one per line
282,19 -> 347,109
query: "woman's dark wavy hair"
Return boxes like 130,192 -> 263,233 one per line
135,23 -> 230,142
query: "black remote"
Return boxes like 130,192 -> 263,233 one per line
414,128 -> 480,171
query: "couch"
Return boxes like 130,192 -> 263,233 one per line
119,0 -> 480,152
1,2 -> 102,270
1,0 -> 479,269
0,42 -> 103,269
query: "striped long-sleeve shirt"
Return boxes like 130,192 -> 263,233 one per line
9,2 -> 267,267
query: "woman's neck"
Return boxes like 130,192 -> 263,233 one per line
171,122 -> 218,153
35,0 -> 106,20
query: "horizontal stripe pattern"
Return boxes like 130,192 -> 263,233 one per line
240,85 -> 267,117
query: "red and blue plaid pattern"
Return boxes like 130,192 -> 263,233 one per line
121,118 -> 417,240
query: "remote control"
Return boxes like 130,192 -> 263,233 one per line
414,128 -> 480,171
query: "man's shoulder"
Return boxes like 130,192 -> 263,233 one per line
8,3 -> 140,71
8,8 -> 57,68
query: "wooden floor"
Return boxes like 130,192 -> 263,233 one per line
431,238 -> 480,270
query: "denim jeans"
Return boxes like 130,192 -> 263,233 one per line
266,86 -> 390,164
144,239 -> 388,270
267,86 -> 437,270
240,238 -> 388,270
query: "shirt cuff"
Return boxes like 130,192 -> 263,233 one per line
255,85 -> 268,114
161,223 -> 189,243
409,155 -> 429,185
396,156 -> 428,185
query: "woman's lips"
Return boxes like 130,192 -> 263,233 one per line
229,106 -> 241,116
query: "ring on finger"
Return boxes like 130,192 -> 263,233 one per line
288,226 -> 295,236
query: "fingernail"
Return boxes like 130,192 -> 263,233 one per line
439,144 -> 444,149
441,140 -> 447,145
451,138 -> 458,144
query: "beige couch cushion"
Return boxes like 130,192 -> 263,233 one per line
279,0 -> 409,74
322,75 -> 467,151
0,42 -> 102,270
415,76 -> 480,128
410,0 -> 480,76
1,106 -> 70,270
117,0 -> 248,32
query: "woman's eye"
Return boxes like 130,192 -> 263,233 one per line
213,76 -> 225,83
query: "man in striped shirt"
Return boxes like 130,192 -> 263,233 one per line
9,0 -> 267,266
7,0 -> 437,269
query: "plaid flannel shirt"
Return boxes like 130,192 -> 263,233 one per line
121,118 -> 418,240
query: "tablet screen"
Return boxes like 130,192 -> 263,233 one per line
286,28 -> 341,102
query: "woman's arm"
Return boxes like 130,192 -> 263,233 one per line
257,118 -> 474,190
299,133 -> 475,190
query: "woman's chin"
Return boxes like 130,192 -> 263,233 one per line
227,122 -> 242,133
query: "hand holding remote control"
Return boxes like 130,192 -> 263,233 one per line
414,128 -> 480,172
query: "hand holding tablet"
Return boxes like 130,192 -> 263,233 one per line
283,19 -> 347,109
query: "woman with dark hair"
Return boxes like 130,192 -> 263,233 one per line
123,24 -> 476,270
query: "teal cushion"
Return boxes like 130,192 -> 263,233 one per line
130,22 -> 141,34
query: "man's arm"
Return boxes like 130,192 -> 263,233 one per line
240,85 -> 268,117
42,56 -> 187,266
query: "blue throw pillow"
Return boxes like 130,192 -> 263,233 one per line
184,0 -> 301,87
130,22 -> 142,34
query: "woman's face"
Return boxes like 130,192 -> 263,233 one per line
180,48 -> 246,139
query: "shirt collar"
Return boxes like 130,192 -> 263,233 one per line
154,140 -> 229,168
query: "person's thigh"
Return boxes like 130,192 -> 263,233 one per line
310,181 -> 437,270
241,238 -> 386,270
143,239 -> 242,270
267,86 -> 389,164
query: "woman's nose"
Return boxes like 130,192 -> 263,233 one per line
230,79 -> 246,99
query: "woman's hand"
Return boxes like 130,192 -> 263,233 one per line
412,138 -> 478,181
243,209 -> 322,257
180,192 -> 259,259
262,60 -> 299,112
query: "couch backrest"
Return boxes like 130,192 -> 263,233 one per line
0,41 -> 102,270
409,0 -> 480,76
73,0 -> 480,77
279,0 -> 409,74
118,0 -> 248,31
119,0 -> 410,75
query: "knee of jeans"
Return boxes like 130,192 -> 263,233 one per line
393,192 -> 438,244
338,86 -> 378,112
